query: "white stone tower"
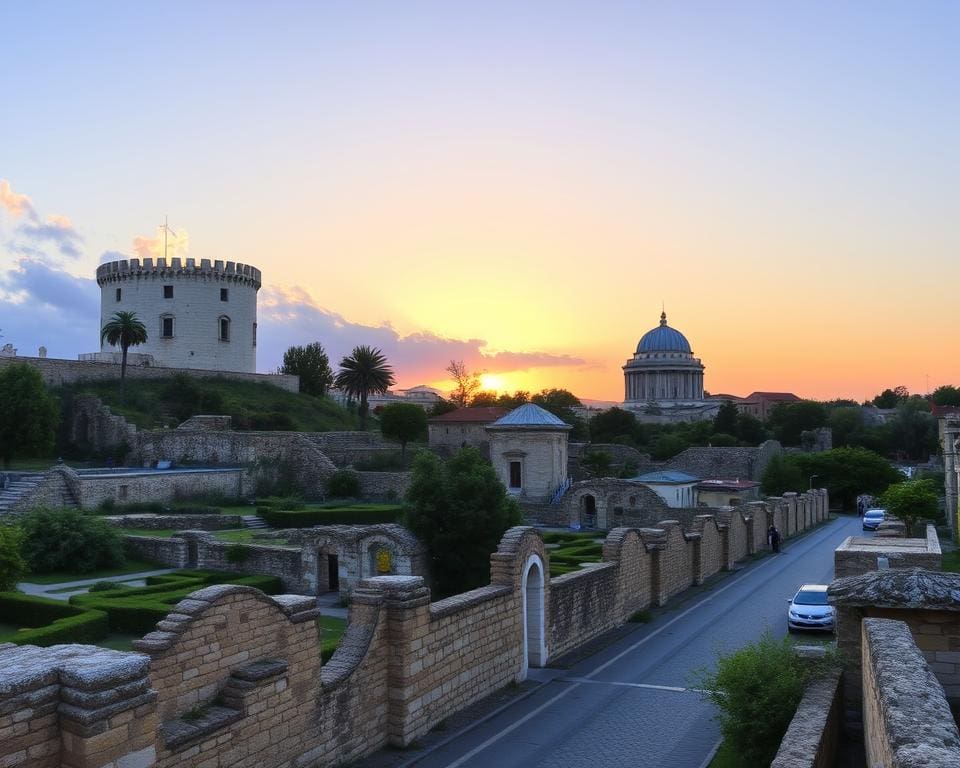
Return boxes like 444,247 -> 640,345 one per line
96,257 -> 260,373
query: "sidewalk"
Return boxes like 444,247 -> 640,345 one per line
17,569 -> 178,600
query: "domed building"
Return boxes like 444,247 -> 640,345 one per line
623,312 -> 718,423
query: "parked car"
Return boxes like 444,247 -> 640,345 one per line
787,584 -> 834,632
863,509 -> 886,531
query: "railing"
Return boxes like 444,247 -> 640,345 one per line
550,477 -> 572,505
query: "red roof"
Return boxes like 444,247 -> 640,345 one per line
428,407 -> 511,424
696,479 -> 761,490
743,391 -> 801,402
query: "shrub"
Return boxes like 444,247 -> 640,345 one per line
20,508 -> 126,575
695,633 -> 837,767
88,580 -> 129,592
327,470 -> 361,499
259,505 -> 402,528
0,525 -> 27,591
0,591 -> 108,646
225,543 -> 250,564
257,495 -> 305,511
72,570 -> 282,634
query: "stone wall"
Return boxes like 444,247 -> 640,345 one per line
663,439 -> 782,481
306,432 -> 400,467
861,618 -> 960,767
107,514 -> 243,530
72,468 -> 248,509
771,671 -> 842,768
356,471 -> 411,501
67,393 -> 137,453
834,524 -> 941,578
0,354 -> 299,392
125,535 -> 189,568
198,541 -> 303,592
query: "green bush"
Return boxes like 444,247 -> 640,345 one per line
0,525 -> 27,591
0,591 -> 108,646
695,633 -> 837,767
226,543 -> 250,564
88,580 -> 129,592
257,496 -> 305,511
327,470 -> 361,499
259,505 -> 402,528
71,570 -> 282,634
20,508 -> 126,575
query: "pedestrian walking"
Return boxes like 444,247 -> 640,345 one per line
769,525 -> 781,553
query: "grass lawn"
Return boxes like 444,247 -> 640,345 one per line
213,529 -> 292,546
118,528 -> 179,538
708,741 -> 737,768
0,622 -> 23,641
319,616 -> 347,663
21,558 -> 166,584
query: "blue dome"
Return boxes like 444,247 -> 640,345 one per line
637,312 -> 692,354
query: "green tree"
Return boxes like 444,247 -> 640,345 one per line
532,388 -> 587,439
497,390 -> 530,409
889,398 -> 937,459
771,447 -> 903,510
735,413 -> 768,445
0,363 -> 59,467
932,385 -> 960,407
19,508 -> 125,574
99,311 -> 148,393
880,479 -> 941,534
582,450 -> 613,476
0,526 -> 26,591
872,386 -> 909,409
403,447 -> 522,598
280,342 -> 334,397
760,454 -> 804,496
379,403 -> 427,460
470,391 -> 500,407
766,401 -> 828,446
589,407 -> 638,444
709,433 -> 737,447
697,633 -> 835,767
446,360 -> 480,408
828,406 -> 866,448
428,399 -> 458,418
335,345 -> 395,429
713,400 -> 739,437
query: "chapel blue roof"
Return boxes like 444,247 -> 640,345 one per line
637,312 -> 692,354
489,403 -> 570,428
632,470 -> 701,484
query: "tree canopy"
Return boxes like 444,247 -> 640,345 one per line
100,311 -> 148,390
446,360 -> 480,408
0,363 -> 59,467
379,402 -> 427,459
403,447 -> 522,598
872,386 -> 910,409
880,479 -> 941,533
766,401 -> 828,446
280,342 -> 334,397
932,385 -> 960,407
713,400 -> 739,436
335,345 -> 395,428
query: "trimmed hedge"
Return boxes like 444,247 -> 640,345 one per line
0,591 -> 109,646
259,504 -> 402,528
71,570 -> 282,634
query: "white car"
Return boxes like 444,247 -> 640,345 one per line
863,509 -> 886,531
787,584 -> 834,632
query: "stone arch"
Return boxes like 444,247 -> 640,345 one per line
520,553 -> 546,679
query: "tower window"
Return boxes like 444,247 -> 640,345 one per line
509,461 -> 522,489
115,288 -> 122,302
252,322 -> 257,347
163,285 -> 174,299
161,316 -> 174,338
220,288 -> 229,302
218,316 -> 231,342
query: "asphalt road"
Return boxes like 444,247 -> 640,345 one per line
405,513 -> 864,768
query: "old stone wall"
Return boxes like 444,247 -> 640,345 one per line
306,432 -> 399,467
664,440 -> 782,481
9,466 -> 80,513
0,354 -> 299,392
198,541 -> 303,592
834,525 -> 941,578
657,523 -> 695,602
356,471 -> 411,501
108,514 -> 243,530
67,393 -> 138,453
72,469 -> 247,509
861,618 -> 960,767
125,535 -> 189,568
771,671 -> 841,768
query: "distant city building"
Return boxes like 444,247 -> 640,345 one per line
736,391 -> 801,420
365,384 -> 444,412
427,406 -> 510,457
87,257 -> 260,373
622,312 -> 719,423
630,470 -> 700,507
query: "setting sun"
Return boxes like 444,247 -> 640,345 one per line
480,373 -> 506,393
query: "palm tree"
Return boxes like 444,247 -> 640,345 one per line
335,345 -> 395,429
100,311 -> 148,394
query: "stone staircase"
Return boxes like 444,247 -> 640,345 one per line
242,515 -> 269,530
0,473 -> 43,515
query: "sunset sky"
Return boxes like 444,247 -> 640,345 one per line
1,1 -> 957,402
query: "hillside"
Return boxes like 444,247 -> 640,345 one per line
56,374 -> 361,432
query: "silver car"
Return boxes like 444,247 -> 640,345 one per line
863,509 -> 886,531
787,584 -> 834,632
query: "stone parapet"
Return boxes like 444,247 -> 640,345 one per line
771,671 -> 841,768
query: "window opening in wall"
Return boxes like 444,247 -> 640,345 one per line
161,316 -> 174,338
115,288 -> 122,302
220,288 -> 229,302
118,485 -> 128,500
509,461 -> 522,489
218,316 -> 230,342
163,285 -> 174,299
252,322 -> 257,347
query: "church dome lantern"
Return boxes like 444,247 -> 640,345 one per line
636,312 -> 693,354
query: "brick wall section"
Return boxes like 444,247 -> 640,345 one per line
74,469 -> 247,509
549,564 -> 619,657
108,513 -> 243,530
198,542 -> 303,592
771,671 -> 842,768
0,355 -> 299,392
861,618 -> 960,767
834,525 -> 941,579
656,523 -> 695,602
356,471 -> 411,500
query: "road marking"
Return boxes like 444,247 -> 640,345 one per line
436,516 -> 846,768
558,678 -> 708,694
